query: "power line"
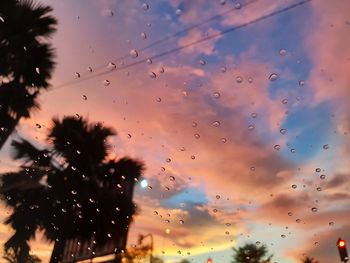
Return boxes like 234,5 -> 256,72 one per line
53,0 -> 261,89
54,0 -> 311,90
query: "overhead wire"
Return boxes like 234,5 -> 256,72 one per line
53,0 -> 311,90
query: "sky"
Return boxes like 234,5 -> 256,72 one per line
0,0 -> 350,262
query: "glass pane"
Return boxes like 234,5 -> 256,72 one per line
1,0 -> 349,262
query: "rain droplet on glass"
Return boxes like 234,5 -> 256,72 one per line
268,73 -> 278,81
129,49 -> 138,58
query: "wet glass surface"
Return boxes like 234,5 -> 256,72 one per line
0,0 -> 349,262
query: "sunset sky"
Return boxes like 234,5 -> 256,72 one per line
1,0 -> 350,262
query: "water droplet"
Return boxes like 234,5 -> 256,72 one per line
141,32 -> 147,39
107,62 -> 116,70
248,125 -> 255,131
268,73 -> 278,81
279,49 -> 287,56
299,80 -> 305,87
156,97 -> 162,102
71,190 -> 77,195
149,72 -> 157,78
159,67 -> 165,73
82,95 -> 87,101
0,16 -> 4,23
87,66 -> 93,72
274,144 -> 281,150
236,76 -> 243,84
190,155 -> 195,160
248,77 -> 254,83
142,3 -> 149,10
199,59 -> 206,65
103,80 -> 110,86
281,234 -> 286,238
146,58 -> 152,64
256,241 -> 261,246
291,148 -> 296,154
315,168 -> 321,173
220,138 -> 227,143
166,158 -> 171,163
179,219 -> 184,224
320,174 -> 326,180
291,184 -> 297,189
35,123 -> 41,128
296,218 -> 301,223
234,2 -> 241,9
213,208 -> 218,213
220,66 -> 227,72
192,122 -> 198,127
212,121 -> 221,127
329,221 -> 334,226
216,195 -> 220,199
220,0 -> 226,5
176,9 -> 182,16
194,133 -> 200,139
316,187 -> 322,191
282,98 -> 288,104
251,113 -> 257,118
129,49 -> 138,58
250,166 -> 255,171
311,207 -> 318,212
75,72 -> 80,78
213,92 -> 221,99
35,67 -> 40,74
169,176 -> 175,181
288,212 -> 293,216
323,144 -> 329,150
280,128 -> 287,134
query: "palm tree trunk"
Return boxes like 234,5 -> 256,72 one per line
0,115 -> 21,150
49,238 -> 66,263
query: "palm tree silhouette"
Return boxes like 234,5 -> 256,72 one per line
0,0 -> 57,150
302,256 -> 319,263
231,243 -> 273,263
0,116 -> 144,262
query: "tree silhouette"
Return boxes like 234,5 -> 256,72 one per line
302,256 -> 319,263
231,243 -> 273,263
0,116 -> 144,262
0,0 -> 56,150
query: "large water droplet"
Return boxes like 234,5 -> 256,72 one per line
103,80 -> 110,86
274,144 -> 281,150
236,76 -> 243,84
279,49 -> 287,56
149,72 -> 157,78
169,176 -> 175,181
268,73 -> 278,81
213,92 -> 221,99
129,49 -> 138,58
212,121 -> 221,127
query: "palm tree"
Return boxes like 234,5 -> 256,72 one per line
0,116 -> 144,263
0,0 -> 57,150
231,243 -> 273,263
302,256 -> 319,263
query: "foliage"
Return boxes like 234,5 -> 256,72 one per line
231,243 -> 273,263
302,256 -> 319,263
0,116 -> 144,262
0,0 -> 57,149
